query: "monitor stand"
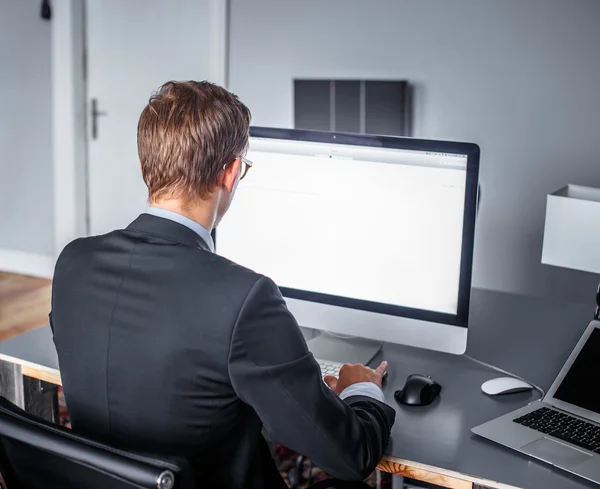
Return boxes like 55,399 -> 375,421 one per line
307,332 -> 383,366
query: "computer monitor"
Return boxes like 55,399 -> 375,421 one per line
217,127 -> 480,355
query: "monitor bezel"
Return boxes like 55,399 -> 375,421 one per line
228,126 -> 480,329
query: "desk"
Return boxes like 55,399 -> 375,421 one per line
0,326 -> 60,386
0,289 -> 597,489
376,344 -> 595,489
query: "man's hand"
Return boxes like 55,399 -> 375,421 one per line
323,361 -> 387,396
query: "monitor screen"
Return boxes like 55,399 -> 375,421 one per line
554,327 -> 600,414
217,128 -> 477,323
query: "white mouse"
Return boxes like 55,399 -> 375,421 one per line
481,377 -> 534,396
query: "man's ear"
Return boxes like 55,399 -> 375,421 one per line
221,158 -> 241,193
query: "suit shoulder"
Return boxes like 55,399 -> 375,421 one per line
57,232 -> 109,259
58,236 -> 89,256
56,236 -> 90,265
184,246 -> 265,286
55,231 -> 123,271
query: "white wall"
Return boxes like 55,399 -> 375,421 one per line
229,0 -> 600,302
0,0 -> 54,257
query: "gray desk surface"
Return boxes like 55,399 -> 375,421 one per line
378,346 -> 595,489
376,288 -> 596,489
0,288 -> 597,489
0,326 -> 58,371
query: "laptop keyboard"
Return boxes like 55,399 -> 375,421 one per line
514,407 -> 600,453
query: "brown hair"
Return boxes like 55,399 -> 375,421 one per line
138,81 -> 251,202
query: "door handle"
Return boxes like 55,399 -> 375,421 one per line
91,98 -> 108,140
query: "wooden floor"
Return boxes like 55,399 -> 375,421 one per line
0,272 -> 52,342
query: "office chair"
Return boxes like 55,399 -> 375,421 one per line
0,396 -> 195,489
0,396 -> 372,489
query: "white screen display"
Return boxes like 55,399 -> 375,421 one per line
217,137 -> 468,315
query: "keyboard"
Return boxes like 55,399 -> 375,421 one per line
513,407 -> 600,453
317,359 -> 343,378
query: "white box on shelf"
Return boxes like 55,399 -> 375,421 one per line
542,184 -> 600,274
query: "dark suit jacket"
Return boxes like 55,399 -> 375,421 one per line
50,214 -> 396,489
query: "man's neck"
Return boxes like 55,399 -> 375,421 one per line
150,199 -> 216,232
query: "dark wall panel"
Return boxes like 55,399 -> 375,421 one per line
334,80 -> 361,133
294,80 -> 330,131
364,81 -> 409,137
294,79 -> 411,136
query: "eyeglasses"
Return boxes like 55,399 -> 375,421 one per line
224,157 -> 253,181
240,157 -> 253,180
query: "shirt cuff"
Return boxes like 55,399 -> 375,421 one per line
339,382 -> 385,403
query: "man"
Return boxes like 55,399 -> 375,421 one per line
50,81 -> 395,489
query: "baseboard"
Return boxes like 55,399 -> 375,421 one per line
0,249 -> 55,279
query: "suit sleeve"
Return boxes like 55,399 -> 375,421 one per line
228,276 -> 396,481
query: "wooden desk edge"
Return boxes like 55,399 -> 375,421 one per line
0,354 -> 62,386
379,455 -> 520,489
0,357 -> 518,489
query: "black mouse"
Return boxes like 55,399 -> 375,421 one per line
394,374 -> 442,406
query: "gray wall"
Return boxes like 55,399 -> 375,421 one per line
229,0 -> 600,303
0,0 -> 54,255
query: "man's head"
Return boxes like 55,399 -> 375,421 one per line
138,81 -> 251,228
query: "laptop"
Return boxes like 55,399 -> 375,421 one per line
472,320 -> 600,484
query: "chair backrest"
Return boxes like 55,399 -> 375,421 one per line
0,397 -> 195,489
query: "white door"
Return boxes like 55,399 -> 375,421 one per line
86,0 -> 226,235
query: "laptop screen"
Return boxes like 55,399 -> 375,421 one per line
554,327 -> 600,414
